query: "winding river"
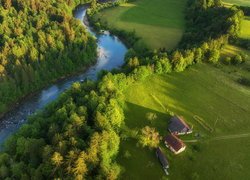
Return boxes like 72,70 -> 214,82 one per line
0,6 -> 127,147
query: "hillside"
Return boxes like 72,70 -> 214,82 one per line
120,62 -> 250,179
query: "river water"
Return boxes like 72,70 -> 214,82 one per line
0,6 -> 127,146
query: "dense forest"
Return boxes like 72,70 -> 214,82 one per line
0,77 -> 126,179
0,0 -> 248,179
0,0 -> 97,115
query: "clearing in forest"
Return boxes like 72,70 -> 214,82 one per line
94,0 -> 186,50
240,16 -> 250,39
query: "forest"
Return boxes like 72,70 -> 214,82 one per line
0,0 -> 97,115
0,0 -> 249,179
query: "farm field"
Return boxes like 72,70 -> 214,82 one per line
223,0 -> 250,6
240,16 -> 250,39
94,0 -> 186,50
119,62 -> 250,179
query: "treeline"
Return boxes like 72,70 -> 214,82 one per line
0,54 -> 170,179
229,4 -> 250,50
88,0 -> 245,73
0,0 -> 248,179
229,5 -> 250,50
123,0 -> 245,71
0,0 -> 97,114
237,6 -> 250,16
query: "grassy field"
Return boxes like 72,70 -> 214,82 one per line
240,16 -> 250,39
223,0 -> 250,6
94,0 -> 186,50
221,44 -> 250,57
119,61 -> 250,179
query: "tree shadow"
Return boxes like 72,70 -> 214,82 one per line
124,101 -> 171,135
118,0 -> 185,29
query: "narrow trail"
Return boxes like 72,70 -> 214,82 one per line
211,133 -> 250,141
184,133 -> 250,143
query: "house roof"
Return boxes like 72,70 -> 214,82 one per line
168,116 -> 191,133
156,147 -> 169,168
165,134 -> 186,152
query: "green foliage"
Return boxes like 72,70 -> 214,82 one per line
0,69 -> 131,178
207,49 -> 221,63
223,56 -> 232,64
146,112 -> 158,123
138,126 -> 161,148
0,0 -> 97,115
0,0 -> 248,179
233,54 -> 243,64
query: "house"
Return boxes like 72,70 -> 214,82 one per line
164,134 -> 186,154
156,147 -> 169,175
168,116 -> 192,135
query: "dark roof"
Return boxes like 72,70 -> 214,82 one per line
168,116 -> 191,134
165,134 -> 185,152
156,147 -> 169,168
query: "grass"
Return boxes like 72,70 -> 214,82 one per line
94,0 -> 186,50
221,44 -> 250,57
240,16 -> 250,39
223,0 -> 250,6
119,61 -> 250,179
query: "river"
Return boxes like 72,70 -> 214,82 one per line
0,6 -> 127,147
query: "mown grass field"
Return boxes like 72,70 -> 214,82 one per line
240,16 -> 250,39
94,0 -> 186,50
223,0 -> 250,6
119,61 -> 250,179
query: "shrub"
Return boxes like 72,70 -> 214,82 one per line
223,57 -> 232,65
232,54 -> 243,65
146,112 -> 157,123
238,77 -> 250,87
138,126 -> 161,148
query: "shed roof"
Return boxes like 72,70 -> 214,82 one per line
156,147 -> 169,168
168,116 -> 191,133
165,134 -> 186,152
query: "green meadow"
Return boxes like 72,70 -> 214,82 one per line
223,0 -> 250,6
119,62 -> 250,179
240,16 -> 250,39
94,0 -> 186,50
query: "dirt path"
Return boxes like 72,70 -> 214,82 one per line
211,133 -> 250,141
183,133 -> 250,143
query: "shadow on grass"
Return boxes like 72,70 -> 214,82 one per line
117,0 -> 186,29
124,102 -> 171,135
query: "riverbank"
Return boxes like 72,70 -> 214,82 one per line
0,6 -> 127,146
0,62 -> 95,120
0,1 -> 98,119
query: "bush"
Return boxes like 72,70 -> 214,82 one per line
132,66 -> 153,80
232,54 -> 243,65
138,126 -> 161,148
238,77 -> 250,87
240,53 -> 248,63
223,57 -> 232,65
207,49 -> 220,64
